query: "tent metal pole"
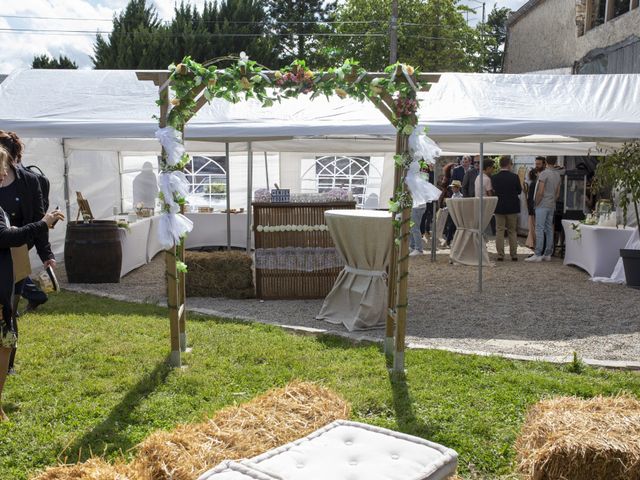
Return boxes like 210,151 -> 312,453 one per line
430,161 -> 439,262
247,142 -> 253,254
431,201 -> 437,261
478,143 -> 484,293
264,152 -> 270,189
117,151 -> 125,214
61,139 -> 71,222
226,143 -> 231,251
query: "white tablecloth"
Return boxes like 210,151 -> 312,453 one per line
562,220 -> 635,278
147,215 -> 166,261
118,217 -> 152,277
446,197 -> 498,266
317,209 -> 392,331
185,213 -> 248,249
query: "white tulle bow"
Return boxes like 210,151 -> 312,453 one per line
406,128 -> 442,206
158,171 -> 189,214
155,126 -> 185,167
408,128 -> 441,164
158,213 -> 194,249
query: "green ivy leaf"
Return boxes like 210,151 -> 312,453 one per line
176,261 -> 188,273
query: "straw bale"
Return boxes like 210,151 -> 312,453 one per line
516,395 -> 640,480
185,251 -> 254,299
133,380 -> 350,480
31,458 -> 134,480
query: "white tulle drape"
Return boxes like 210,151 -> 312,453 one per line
155,126 -> 185,167
406,128 -> 442,204
155,127 -> 194,249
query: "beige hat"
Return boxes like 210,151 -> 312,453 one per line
449,180 -> 462,188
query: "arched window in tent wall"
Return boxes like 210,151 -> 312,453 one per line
184,155 -> 228,208
300,155 -> 383,207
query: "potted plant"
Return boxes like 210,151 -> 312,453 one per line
593,141 -> 640,288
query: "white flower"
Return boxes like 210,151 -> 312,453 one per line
239,51 -> 249,65
257,225 -> 264,232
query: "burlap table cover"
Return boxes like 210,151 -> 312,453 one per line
317,209 -> 392,331
446,197 -> 497,266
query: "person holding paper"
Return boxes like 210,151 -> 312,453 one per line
0,147 -> 63,420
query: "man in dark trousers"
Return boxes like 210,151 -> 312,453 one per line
491,156 -> 522,261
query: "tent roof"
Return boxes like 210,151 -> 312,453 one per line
1,69 -> 638,144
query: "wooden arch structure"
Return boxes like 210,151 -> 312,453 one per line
137,58 -> 440,372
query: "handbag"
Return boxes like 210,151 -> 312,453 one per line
10,245 -> 31,283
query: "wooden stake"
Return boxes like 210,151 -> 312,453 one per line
393,133 -> 410,373
158,73 -> 182,368
166,248 -> 182,367
385,134 -> 404,355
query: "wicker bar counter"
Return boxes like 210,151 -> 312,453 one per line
253,201 -> 356,299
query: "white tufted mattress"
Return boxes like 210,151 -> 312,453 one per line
198,420 -> 458,480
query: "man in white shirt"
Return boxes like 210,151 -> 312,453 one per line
474,162 -> 495,197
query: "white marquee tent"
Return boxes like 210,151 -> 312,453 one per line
1,69 -> 639,258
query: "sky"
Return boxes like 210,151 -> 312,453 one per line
0,0 -> 528,73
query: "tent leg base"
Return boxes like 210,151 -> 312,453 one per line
384,336 -> 394,356
169,350 -> 181,368
391,351 -> 405,373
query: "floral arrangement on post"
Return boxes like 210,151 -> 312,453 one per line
592,140 -> 640,229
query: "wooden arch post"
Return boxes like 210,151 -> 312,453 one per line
137,65 -> 438,372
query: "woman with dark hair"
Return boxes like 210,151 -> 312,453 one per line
0,146 -> 63,420
0,130 -> 56,373
438,162 -> 456,247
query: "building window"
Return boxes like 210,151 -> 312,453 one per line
184,155 -> 228,208
585,0 -> 637,33
300,155 -> 382,207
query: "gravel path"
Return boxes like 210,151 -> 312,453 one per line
58,240 -> 640,365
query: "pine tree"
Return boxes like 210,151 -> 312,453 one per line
32,54 -> 78,69
93,0 -> 164,69
266,0 -> 337,67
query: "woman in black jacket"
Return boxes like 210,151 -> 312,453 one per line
0,131 -> 57,373
1,146 -> 63,419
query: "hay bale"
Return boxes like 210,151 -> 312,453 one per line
31,458 -> 134,480
133,380 -> 350,480
516,395 -> 640,480
185,251 -> 254,299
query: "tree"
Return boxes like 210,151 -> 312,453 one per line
93,0 -> 279,69
476,6 -> 511,73
32,54 -> 78,69
266,0 -> 337,67
93,0 -> 164,69
331,0 -> 479,72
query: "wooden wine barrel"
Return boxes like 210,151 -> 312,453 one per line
64,221 -> 122,283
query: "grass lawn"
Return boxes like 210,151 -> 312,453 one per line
1,291 -> 639,480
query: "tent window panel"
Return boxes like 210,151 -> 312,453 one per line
301,155 -> 382,207
185,155 -> 227,208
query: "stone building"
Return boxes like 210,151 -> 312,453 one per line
503,0 -> 640,73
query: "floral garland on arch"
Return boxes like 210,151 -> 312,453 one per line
153,52 -> 441,256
